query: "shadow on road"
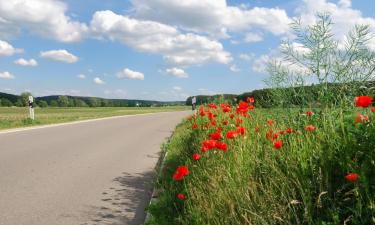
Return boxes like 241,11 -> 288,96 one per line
85,171 -> 155,225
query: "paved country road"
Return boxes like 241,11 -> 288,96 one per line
0,111 -> 191,225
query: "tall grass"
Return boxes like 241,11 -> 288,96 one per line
147,105 -> 375,225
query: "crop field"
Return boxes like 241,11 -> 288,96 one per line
0,106 -> 189,130
147,97 -> 375,225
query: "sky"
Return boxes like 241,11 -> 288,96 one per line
0,0 -> 374,101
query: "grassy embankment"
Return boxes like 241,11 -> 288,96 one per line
0,106 -> 189,130
147,105 -> 375,225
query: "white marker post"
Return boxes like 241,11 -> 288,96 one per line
28,96 -> 34,120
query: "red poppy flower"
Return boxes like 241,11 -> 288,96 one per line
305,125 -> 315,132
229,114 -> 235,119
222,120 -> 229,125
177,193 -> 186,200
237,127 -> 246,136
246,97 -> 255,103
279,130 -> 285,135
210,132 -> 221,140
255,126 -> 260,133
208,103 -> 217,109
355,96 -> 373,108
267,119 -> 273,126
210,119 -> 217,126
208,111 -> 213,120
345,173 -> 359,182
273,140 -> 282,149
306,111 -> 313,116
372,107 -> 375,112
173,166 -> 189,181
215,142 -> 228,151
286,128 -> 294,134
192,153 -> 201,161
200,110 -> 205,117
272,133 -> 278,140
355,114 -> 369,124
192,124 -> 198,129
201,146 -> 209,153
236,101 -> 249,115
203,140 -> 216,149
226,130 -> 238,139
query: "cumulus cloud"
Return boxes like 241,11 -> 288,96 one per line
131,0 -> 291,37
239,53 -> 255,61
90,10 -> 232,66
244,32 -> 263,43
0,71 -> 15,79
77,74 -> 86,79
93,77 -> 105,84
14,58 -> 38,66
252,55 -> 270,73
0,40 -> 22,56
165,67 -> 188,78
173,86 -> 182,91
0,0 -> 88,42
117,68 -> 145,80
295,0 -> 375,50
40,50 -> 78,63
229,64 -> 240,72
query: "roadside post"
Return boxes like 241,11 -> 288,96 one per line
28,96 -> 34,120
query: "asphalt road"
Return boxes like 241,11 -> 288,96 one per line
0,111 -> 190,225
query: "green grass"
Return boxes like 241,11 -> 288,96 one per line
146,106 -> 375,225
0,106 -> 189,130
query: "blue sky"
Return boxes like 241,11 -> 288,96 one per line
0,0 -> 374,101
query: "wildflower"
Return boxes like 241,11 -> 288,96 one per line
222,120 -> 229,125
226,130 -> 238,139
237,127 -> 246,136
236,101 -> 249,115
173,166 -> 189,181
203,140 -> 216,149
306,111 -> 313,116
286,128 -> 294,134
267,119 -> 273,126
355,114 -> 369,124
372,107 -> 375,113
272,133 -> 278,140
208,111 -> 213,120
192,153 -> 201,161
355,96 -> 373,108
345,173 -> 359,182
208,103 -> 217,109
210,132 -> 221,140
255,126 -> 260,133
247,97 -> 255,103
192,124 -> 198,129
177,193 -> 186,200
200,110 -> 205,117
274,140 -> 282,149
305,125 -> 315,132
215,142 -> 228,151
229,114 -> 235,119
279,130 -> 285,135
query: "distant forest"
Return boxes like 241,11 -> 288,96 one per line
0,92 -> 185,107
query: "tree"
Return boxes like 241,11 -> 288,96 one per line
20,92 -> 33,107
265,13 -> 375,108
50,100 -> 58,107
1,98 -> 13,107
74,99 -> 88,107
58,96 -> 69,107
38,100 -> 48,108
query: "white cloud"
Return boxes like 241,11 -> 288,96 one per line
230,64 -> 240,72
0,0 -> 88,42
173,86 -> 182,91
90,10 -> 232,66
239,53 -> 255,61
244,32 -> 263,43
165,67 -> 188,78
77,74 -> 86,79
94,77 -> 105,84
252,54 -> 270,73
14,58 -> 38,66
0,71 -> 15,79
296,0 -> 375,50
0,40 -> 22,56
131,0 -> 291,37
117,68 -> 145,80
40,50 -> 78,63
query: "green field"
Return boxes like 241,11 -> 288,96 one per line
0,106 -> 189,130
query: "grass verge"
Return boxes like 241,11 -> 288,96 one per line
146,105 -> 375,225
0,106 -> 189,130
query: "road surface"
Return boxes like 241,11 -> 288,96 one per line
0,111 -> 190,225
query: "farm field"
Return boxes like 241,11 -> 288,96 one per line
147,99 -> 375,225
0,106 -> 189,130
